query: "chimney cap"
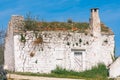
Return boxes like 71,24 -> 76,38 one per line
91,8 -> 99,10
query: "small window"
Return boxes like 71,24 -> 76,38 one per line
74,52 -> 82,55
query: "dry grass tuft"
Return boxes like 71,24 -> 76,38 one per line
33,37 -> 43,45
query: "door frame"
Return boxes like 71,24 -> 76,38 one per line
71,49 -> 86,71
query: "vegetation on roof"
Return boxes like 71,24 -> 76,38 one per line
101,23 -> 112,33
24,13 -> 38,31
24,21 -> 111,33
23,14 -> 112,34
37,22 -> 89,32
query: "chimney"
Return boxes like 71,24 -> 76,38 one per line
90,8 -> 101,37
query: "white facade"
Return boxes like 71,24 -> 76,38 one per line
109,57 -> 120,78
4,8 -> 115,73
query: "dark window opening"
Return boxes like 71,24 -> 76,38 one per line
74,52 -> 82,55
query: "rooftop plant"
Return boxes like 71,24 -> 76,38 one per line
22,14 -> 112,33
24,13 -> 39,31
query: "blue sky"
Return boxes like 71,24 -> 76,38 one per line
0,0 -> 120,56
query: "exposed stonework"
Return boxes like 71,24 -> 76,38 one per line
4,8 -> 115,74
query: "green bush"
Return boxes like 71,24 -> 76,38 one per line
20,34 -> 26,43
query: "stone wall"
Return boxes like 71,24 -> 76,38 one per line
12,31 -> 114,73
4,18 -> 14,71
4,15 -> 24,71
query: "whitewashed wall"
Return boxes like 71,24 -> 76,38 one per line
12,31 -> 114,73
4,21 -> 14,71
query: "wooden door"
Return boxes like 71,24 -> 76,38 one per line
73,52 -> 83,71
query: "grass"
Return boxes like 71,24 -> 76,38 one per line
39,22 -> 89,31
51,63 -> 108,79
24,21 -> 111,33
9,63 -> 111,80
24,13 -> 39,31
22,14 -> 111,33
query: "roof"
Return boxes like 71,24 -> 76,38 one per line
37,22 -> 113,34
101,23 -> 114,35
17,21 -> 113,35
37,22 -> 89,32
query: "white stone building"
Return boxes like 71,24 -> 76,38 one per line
4,8 -> 115,73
